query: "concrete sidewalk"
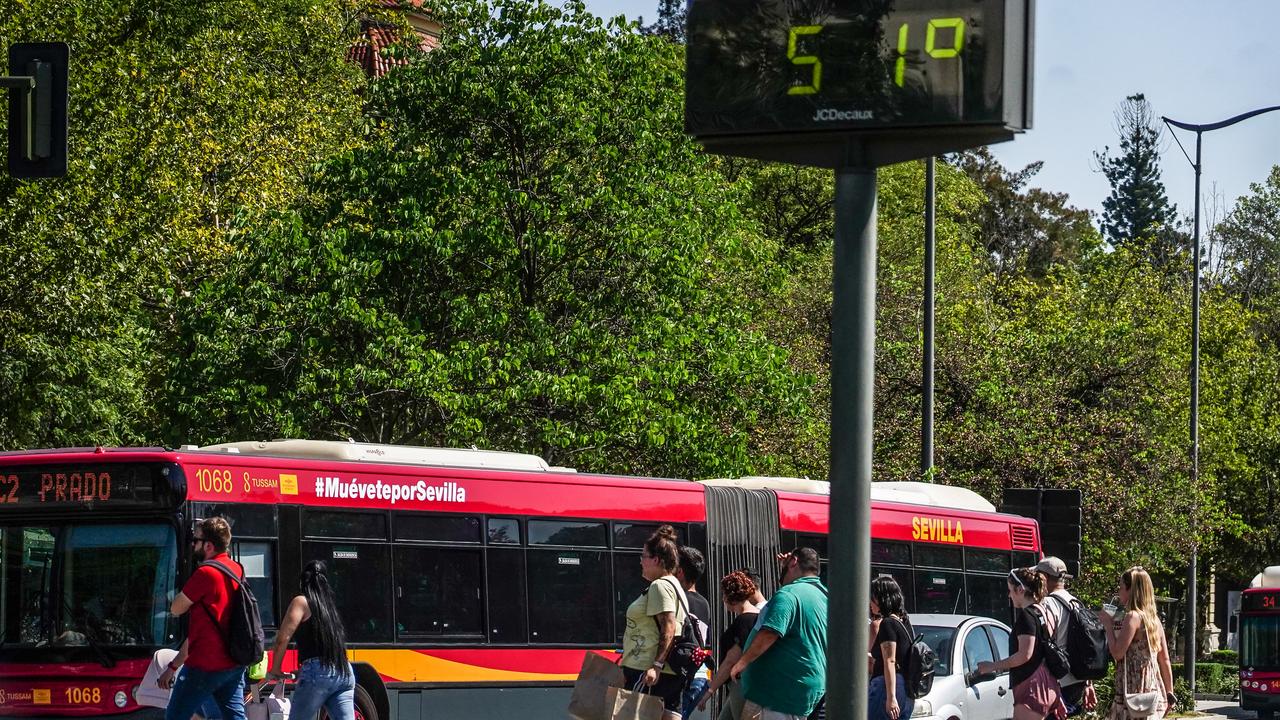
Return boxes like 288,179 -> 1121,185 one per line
1195,699 -> 1254,718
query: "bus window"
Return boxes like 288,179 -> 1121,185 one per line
916,545 -> 963,569
232,540 -> 276,629
1013,551 -> 1037,569
915,569 -> 965,614
613,553 -> 650,643
966,574 -> 1012,623
527,549 -> 610,643
528,520 -> 607,547
195,504 -> 276,538
797,534 -> 828,559
614,523 -> 660,549
303,541 -> 392,642
303,511 -> 388,541
395,514 -> 481,544
487,548 -> 527,643
872,541 -> 911,566
394,546 -> 483,637
872,566 -> 914,611
966,549 -> 1011,573
487,518 -> 521,544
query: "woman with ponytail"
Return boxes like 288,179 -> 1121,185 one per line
977,567 -> 1067,720
267,561 -> 354,720
1099,567 -> 1175,719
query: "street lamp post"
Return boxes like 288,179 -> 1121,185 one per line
1162,105 -> 1280,690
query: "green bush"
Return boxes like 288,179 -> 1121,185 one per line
1173,677 -> 1195,712
1170,661 -> 1240,695
1209,649 -> 1239,665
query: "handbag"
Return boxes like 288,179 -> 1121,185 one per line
605,682 -> 665,720
245,681 -> 290,720
134,648 -> 178,709
567,651 -> 626,720
653,578 -> 711,684
1118,647 -> 1160,719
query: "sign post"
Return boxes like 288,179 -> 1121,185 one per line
685,2 -> 1034,718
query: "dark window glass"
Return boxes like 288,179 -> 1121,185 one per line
915,544 -> 963,569
394,547 -> 483,637
395,515 -> 481,544
986,625 -> 1013,664
613,554 -> 650,643
963,624 -> 996,675
231,540 -> 276,628
915,569 -> 965,614
488,518 -> 520,545
1012,551 -> 1037,569
527,550 -> 610,643
872,541 -> 911,566
302,541 -> 392,642
303,511 -> 388,540
967,574 -> 1013,623
966,550 -> 1011,573
796,534 -> 828,559
872,565 -> 914,613
528,521 -> 607,547
195,504 -> 276,538
614,524 -> 660,549
915,625 -> 955,676
487,548 -> 527,643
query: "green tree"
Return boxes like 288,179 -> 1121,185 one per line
1095,94 -> 1184,264
949,147 -> 1099,282
0,0 -> 378,448
1216,166 -> 1280,305
166,0 -> 814,478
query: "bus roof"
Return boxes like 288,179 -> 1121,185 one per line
191,439 -> 573,473
699,477 -> 996,512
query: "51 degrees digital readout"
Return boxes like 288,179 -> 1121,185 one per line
785,16 -> 967,96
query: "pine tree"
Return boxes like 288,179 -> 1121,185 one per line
1094,94 -> 1185,265
642,0 -> 686,42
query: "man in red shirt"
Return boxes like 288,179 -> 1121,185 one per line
156,517 -> 248,720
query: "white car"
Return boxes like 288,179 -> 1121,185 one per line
908,613 -> 1015,720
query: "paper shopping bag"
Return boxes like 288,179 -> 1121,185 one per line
566,652 -> 625,720
604,685 -> 665,720
245,681 -> 288,720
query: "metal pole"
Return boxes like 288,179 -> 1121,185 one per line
827,167 -> 876,720
922,157 -> 936,477
1185,130 -> 1202,688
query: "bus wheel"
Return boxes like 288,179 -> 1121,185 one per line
319,685 -> 378,720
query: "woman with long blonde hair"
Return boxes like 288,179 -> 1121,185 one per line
1097,567 -> 1176,719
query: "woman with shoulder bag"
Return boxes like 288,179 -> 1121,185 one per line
1097,567 -> 1175,719
867,576 -> 913,720
621,526 -> 688,720
977,568 -> 1067,720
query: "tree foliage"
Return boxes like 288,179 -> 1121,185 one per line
165,0 -> 813,478
1094,94 -> 1184,263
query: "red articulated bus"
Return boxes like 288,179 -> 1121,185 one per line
1240,573 -> 1280,720
0,440 -> 1040,720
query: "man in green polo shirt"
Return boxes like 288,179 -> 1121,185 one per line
730,547 -> 828,720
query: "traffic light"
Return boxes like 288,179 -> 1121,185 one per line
6,42 -> 69,178
1000,488 -> 1083,577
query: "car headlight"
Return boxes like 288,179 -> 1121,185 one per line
911,699 -> 933,718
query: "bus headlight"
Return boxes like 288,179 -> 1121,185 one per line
911,700 -> 932,717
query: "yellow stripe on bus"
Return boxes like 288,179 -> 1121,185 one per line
347,650 -> 579,683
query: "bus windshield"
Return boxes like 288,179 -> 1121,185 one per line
1241,614 -> 1280,670
0,522 -> 178,648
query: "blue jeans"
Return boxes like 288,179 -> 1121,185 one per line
165,666 -> 246,720
867,676 -> 911,720
682,676 -> 710,718
288,659 -> 355,720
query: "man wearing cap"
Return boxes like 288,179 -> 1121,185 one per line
1036,557 -> 1096,717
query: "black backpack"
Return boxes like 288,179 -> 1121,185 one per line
893,617 -> 937,699
1048,594 -> 1110,680
198,560 -> 266,667
1029,606 -> 1071,680
654,578 -> 710,685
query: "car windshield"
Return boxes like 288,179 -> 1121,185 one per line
1242,615 -> 1280,671
0,522 -> 178,647
913,624 -> 954,676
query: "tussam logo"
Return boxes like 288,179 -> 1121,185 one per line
313,476 -> 466,505
812,108 -> 874,122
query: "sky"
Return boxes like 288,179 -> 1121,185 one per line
580,0 -> 1280,224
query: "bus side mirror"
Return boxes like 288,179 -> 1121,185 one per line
6,42 -> 69,179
